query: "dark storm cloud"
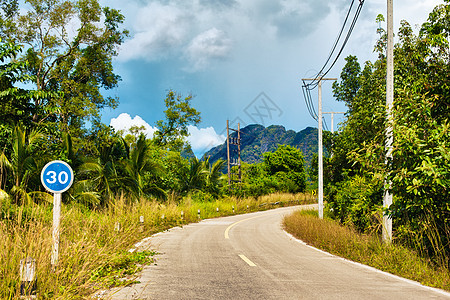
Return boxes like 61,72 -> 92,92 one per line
104,0 -> 441,154
268,0 -> 332,39
240,0 -> 347,39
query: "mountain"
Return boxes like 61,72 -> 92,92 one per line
203,124 -> 318,166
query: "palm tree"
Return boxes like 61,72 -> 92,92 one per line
77,137 -> 138,206
61,132 -> 83,170
69,179 -> 101,207
203,157 -> 226,198
0,126 -> 50,204
124,134 -> 165,200
178,156 -> 207,195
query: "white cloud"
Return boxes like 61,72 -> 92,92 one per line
187,125 -> 226,155
118,2 -> 192,62
185,28 -> 232,70
110,113 -> 157,138
104,0 -> 445,136
109,115 -> 225,154
115,0 -> 331,67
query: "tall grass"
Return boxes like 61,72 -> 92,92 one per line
283,210 -> 450,291
0,192 -> 314,299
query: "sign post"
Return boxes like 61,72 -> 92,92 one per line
41,160 -> 73,268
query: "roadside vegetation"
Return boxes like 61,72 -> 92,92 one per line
1,0 -> 449,298
323,3 -> 450,271
1,193 -> 314,299
284,210 -> 450,291
284,2 -> 450,292
0,1 -> 315,298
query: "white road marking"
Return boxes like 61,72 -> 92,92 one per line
224,215 -> 264,239
239,254 -> 257,267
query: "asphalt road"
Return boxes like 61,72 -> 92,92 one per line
103,205 -> 450,300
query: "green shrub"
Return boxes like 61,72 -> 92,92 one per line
327,175 -> 382,233
284,210 -> 450,291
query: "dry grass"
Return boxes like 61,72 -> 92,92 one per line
283,210 -> 450,291
0,192 -> 313,299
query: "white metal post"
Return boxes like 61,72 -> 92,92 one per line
383,0 -> 394,243
51,193 -> 61,267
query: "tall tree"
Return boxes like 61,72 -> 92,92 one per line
154,90 -> 201,151
0,39 -> 52,151
0,0 -> 128,135
263,144 -> 307,193
329,2 -> 450,265
0,40 -> 33,128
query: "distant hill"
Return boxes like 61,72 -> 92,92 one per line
203,124 -> 318,166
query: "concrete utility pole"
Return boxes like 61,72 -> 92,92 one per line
226,120 -> 242,189
323,112 -> 345,133
227,120 -> 231,186
383,0 -> 394,243
302,77 -> 337,219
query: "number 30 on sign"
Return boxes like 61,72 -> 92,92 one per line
41,160 -> 74,193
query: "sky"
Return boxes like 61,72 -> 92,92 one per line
100,0 -> 444,157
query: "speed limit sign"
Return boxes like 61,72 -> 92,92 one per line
41,160 -> 74,267
41,160 -> 74,193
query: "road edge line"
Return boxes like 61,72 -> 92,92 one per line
283,230 -> 450,297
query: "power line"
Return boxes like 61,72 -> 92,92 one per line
311,0 -> 358,87
323,118 -> 329,132
301,0 -> 365,121
302,79 -> 318,120
300,0 -> 365,221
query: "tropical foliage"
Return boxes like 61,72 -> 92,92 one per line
326,2 -> 450,267
0,0 -> 128,136
0,7 -> 228,210
153,90 -> 201,152
1,0 -> 448,293
238,144 -> 308,197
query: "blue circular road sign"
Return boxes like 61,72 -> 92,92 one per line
41,160 -> 74,193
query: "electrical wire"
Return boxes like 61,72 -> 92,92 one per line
323,118 -> 329,132
302,80 -> 318,121
310,0 -> 356,88
319,1 -> 365,79
302,0 -> 365,121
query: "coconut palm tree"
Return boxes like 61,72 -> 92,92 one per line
0,126 -> 51,204
124,134 -> 165,200
77,137 -> 138,206
178,156 -> 207,195
203,157 -> 226,198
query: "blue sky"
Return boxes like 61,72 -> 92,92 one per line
100,0 -> 444,157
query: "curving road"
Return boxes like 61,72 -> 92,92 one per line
104,205 -> 450,300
